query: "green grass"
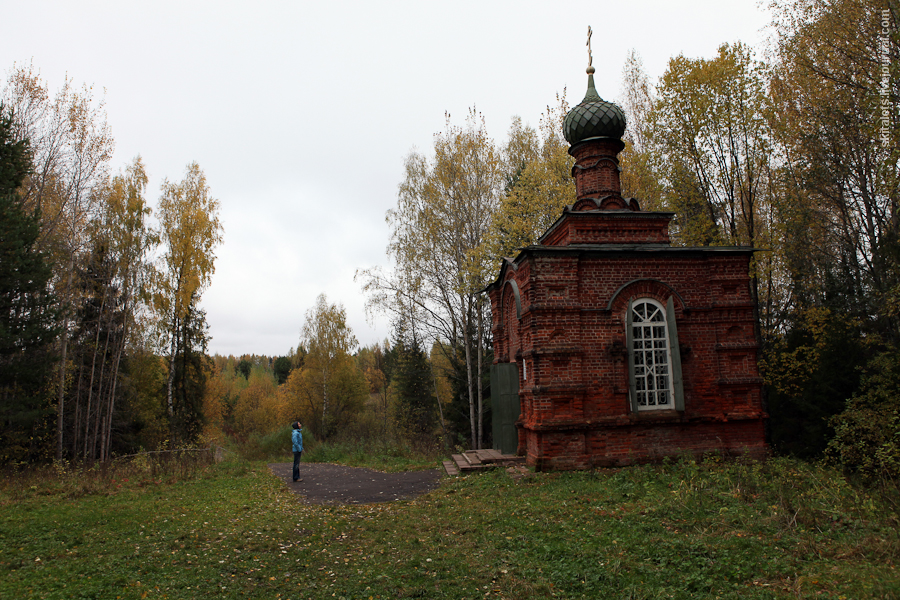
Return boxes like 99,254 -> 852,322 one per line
1,453 -> 897,599
298,438 -> 443,472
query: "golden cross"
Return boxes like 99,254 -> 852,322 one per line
587,26 -> 593,68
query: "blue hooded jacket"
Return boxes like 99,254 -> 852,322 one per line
292,427 -> 303,453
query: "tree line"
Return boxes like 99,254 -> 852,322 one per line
200,294 -> 463,453
0,55 -> 480,463
0,64 -> 223,464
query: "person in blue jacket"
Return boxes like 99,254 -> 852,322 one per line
291,422 -> 303,482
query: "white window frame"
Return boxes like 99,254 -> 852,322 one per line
627,297 -> 684,412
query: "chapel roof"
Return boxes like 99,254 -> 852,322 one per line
563,71 -> 626,144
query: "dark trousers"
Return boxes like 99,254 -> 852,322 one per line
292,451 -> 302,481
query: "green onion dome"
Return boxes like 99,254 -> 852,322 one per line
563,70 -> 626,145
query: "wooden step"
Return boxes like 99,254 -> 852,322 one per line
451,454 -> 472,470
451,453 -> 489,472
463,451 -> 483,466
475,449 -> 504,463
446,450 -> 525,475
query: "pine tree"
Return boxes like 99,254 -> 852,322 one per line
0,105 -> 59,462
391,332 -> 437,439
169,304 -> 211,445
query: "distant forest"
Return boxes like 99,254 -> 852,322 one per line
1,0 -> 897,479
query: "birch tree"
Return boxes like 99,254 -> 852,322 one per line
650,43 -> 773,249
359,110 -> 503,449
618,50 -> 665,210
487,97 -> 573,259
73,157 -> 155,461
293,293 -> 365,440
649,43 -> 775,348
154,162 -> 223,443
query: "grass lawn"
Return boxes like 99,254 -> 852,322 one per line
0,453 -> 897,599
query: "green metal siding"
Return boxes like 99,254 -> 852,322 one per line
490,363 -> 520,455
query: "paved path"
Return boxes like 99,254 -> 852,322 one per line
268,462 -> 442,505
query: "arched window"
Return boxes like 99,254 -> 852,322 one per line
627,297 -> 684,412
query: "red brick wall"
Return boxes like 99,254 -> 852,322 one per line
489,247 -> 767,471
569,139 -> 623,199
541,212 -> 672,246
527,420 -> 767,470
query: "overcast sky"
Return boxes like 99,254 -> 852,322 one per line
3,1 -> 772,357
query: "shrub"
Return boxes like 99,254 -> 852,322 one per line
827,350 -> 900,484
236,424 -> 302,461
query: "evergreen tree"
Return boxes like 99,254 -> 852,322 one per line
272,356 -> 292,385
236,359 -> 252,380
437,341 -> 492,448
0,105 -> 29,193
0,105 -> 59,462
169,304 -> 210,444
391,337 -> 437,438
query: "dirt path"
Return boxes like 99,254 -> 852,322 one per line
268,462 -> 443,505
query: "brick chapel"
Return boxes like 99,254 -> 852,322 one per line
484,58 -> 768,471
